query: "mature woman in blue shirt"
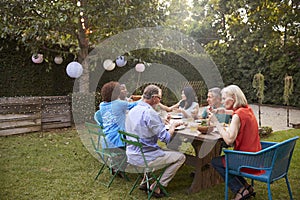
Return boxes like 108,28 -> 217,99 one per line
95,81 -> 138,149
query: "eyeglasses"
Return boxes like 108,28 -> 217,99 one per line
152,95 -> 161,100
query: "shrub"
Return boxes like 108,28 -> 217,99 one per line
259,126 -> 273,138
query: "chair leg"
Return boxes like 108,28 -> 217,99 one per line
107,169 -> 119,188
267,182 -> 272,200
225,173 -> 229,200
285,176 -> 293,200
95,164 -> 106,180
147,167 -> 169,199
130,174 -> 142,195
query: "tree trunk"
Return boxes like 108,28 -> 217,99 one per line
77,0 -> 90,94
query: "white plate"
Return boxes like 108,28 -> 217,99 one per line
195,119 -> 202,123
165,125 -> 185,130
170,115 -> 183,119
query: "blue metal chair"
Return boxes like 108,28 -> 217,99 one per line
224,136 -> 299,200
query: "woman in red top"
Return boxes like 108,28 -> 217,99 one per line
210,85 -> 261,200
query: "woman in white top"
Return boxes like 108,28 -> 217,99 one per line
159,86 -> 199,119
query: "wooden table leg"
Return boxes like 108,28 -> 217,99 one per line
185,140 -> 223,194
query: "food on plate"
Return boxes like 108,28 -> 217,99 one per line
197,120 -> 213,134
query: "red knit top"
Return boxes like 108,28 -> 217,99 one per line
222,105 -> 263,174
233,105 -> 263,174
233,105 -> 261,152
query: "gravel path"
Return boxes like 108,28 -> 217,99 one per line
199,104 -> 300,132
249,104 -> 300,132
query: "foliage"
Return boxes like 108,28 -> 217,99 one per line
1,0 -> 300,107
259,126 -> 273,138
0,39 -> 74,97
0,128 -> 299,199
190,0 -> 300,107
0,0 -> 168,92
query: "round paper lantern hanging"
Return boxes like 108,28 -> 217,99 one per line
116,56 -> 127,67
66,61 -> 83,78
54,56 -> 63,64
103,59 -> 116,71
135,63 -> 145,72
32,54 -> 44,64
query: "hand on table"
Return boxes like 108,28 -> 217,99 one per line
164,114 -> 171,125
168,121 -> 184,136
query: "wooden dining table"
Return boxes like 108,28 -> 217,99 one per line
168,117 -> 224,194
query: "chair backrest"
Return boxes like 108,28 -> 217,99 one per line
85,122 -> 109,153
261,141 -> 277,149
94,110 -> 103,126
270,136 -> 299,181
118,130 -> 149,168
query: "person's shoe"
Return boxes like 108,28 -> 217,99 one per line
232,186 -> 255,200
150,189 -> 166,198
139,182 -> 147,191
246,185 -> 256,198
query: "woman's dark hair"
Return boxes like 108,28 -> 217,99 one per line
101,81 -> 121,102
182,86 -> 197,109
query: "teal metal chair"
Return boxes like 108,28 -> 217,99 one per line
94,110 -> 103,126
224,136 -> 299,200
85,122 -> 127,188
118,130 -> 170,200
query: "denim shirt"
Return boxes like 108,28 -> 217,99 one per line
97,99 -> 138,148
125,101 -> 171,166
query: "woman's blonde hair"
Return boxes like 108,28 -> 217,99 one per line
221,85 -> 247,109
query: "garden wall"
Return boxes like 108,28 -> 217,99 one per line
0,96 -> 72,136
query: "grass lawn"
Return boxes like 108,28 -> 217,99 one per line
0,128 -> 299,200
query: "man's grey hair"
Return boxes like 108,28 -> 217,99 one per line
142,85 -> 160,100
208,87 -> 221,99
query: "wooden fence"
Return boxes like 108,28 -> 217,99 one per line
0,96 -> 72,136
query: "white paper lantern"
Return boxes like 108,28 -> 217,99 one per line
135,63 -> 145,72
66,61 -> 83,78
54,56 -> 63,64
103,59 -> 116,71
32,54 -> 43,64
116,56 -> 127,67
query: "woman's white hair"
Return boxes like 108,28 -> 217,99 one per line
221,85 -> 247,109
